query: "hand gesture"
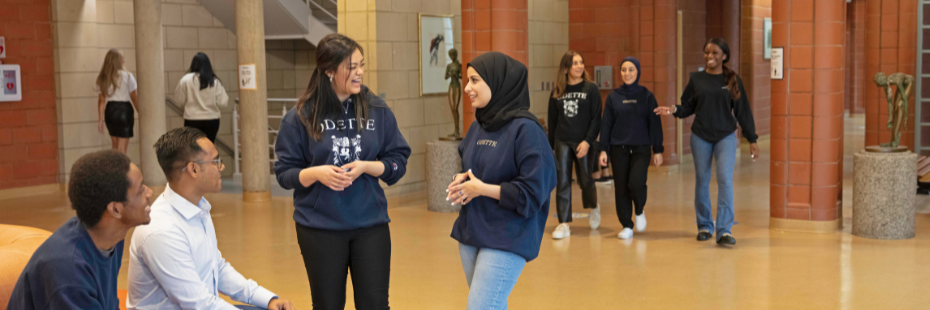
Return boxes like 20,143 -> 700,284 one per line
302,166 -> 351,191
653,106 -> 674,116
268,298 -> 296,310
446,170 -> 486,205
340,161 -> 369,182
575,141 -> 590,159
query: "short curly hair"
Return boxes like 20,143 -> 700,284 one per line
68,150 -> 132,228
155,127 -> 207,182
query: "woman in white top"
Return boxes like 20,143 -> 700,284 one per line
96,49 -> 138,154
175,52 -> 228,142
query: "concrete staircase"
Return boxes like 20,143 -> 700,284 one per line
197,0 -> 335,46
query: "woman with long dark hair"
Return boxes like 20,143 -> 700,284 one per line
599,57 -> 663,240
96,49 -> 138,153
274,33 -> 411,309
175,52 -> 228,142
654,38 -> 759,246
547,50 -> 602,239
446,52 -> 556,309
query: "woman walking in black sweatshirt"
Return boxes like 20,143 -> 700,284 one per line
548,50 -> 602,239
654,38 -> 758,246
274,33 -> 411,309
599,57 -> 663,240
446,52 -> 556,310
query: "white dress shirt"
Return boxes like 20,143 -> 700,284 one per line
174,73 -> 229,120
127,185 -> 277,310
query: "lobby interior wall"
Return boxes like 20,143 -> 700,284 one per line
569,0 -> 679,165
528,0 -> 569,122
51,0 -> 315,184
338,0 -> 463,198
864,0 -> 916,150
0,0 -> 59,190
846,0 -> 866,114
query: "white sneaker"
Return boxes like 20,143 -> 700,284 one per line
617,228 -> 634,239
635,212 -> 647,232
589,204 -> 601,230
552,223 -> 571,240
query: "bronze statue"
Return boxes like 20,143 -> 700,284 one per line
873,72 -> 914,149
441,48 -> 462,141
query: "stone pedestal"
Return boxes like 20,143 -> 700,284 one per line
427,140 -> 462,213
852,150 -> 917,239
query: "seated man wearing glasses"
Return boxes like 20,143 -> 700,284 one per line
126,127 -> 295,310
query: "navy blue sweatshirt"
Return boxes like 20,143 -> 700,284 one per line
274,86 -> 411,231
7,217 -> 123,310
599,87 -> 664,153
450,119 -> 557,262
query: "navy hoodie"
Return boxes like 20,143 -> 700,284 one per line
274,86 -> 411,231
450,118 -> 557,262
7,217 -> 123,310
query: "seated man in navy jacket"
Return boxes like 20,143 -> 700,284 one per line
7,150 -> 153,310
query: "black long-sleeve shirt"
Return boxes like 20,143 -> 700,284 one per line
547,81 -> 601,148
599,87 -> 664,153
675,71 -> 758,143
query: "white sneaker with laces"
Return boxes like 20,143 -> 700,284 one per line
635,212 -> 647,232
618,228 -> 634,239
552,223 -> 571,240
589,204 -> 601,230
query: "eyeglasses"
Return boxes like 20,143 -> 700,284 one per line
183,158 -> 224,171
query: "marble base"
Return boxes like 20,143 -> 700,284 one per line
427,140 -> 462,213
852,150 -> 917,239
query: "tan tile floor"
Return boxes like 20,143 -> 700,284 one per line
3,114 -> 930,309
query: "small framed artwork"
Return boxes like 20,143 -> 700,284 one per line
418,13 -> 455,96
764,18 -> 773,59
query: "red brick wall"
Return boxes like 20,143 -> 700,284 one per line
865,0 -> 917,149
0,0 -> 58,189
846,0 -> 866,114
770,0 -> 846,221
568,0 -> 679,164
461,0 -> 529,132
740,0 -> 771,137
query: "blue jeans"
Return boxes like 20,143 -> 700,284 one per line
459,243 -> 527,310
690,133 -> 737,238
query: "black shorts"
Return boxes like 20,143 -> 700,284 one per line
104,101 -> 134,138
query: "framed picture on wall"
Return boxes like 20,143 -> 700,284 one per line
764,18 -> 773,59
419,13 -> 455,96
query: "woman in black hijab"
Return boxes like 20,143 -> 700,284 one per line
445,52 -> 557,310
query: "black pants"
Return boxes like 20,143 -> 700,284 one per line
296,223 -> 391,310
184,119 -> 220,143
554,140 -> 598,223
609,145 -> 651,228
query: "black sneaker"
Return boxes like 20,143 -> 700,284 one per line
717,234 -> 736,246
696,230 -> 713,241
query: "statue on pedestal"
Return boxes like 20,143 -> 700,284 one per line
871,72 -> 914,151
441,48 -> 463,141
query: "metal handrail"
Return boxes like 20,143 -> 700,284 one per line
306,0 -> 337,22
232,98 -> 296,177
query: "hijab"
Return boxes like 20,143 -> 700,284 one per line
615,56 -> 645,96
468,52 -> 542,132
